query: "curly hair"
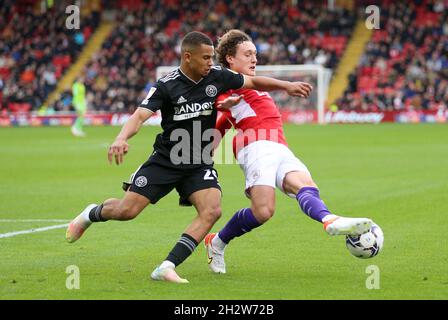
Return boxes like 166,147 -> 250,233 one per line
216,29 -> 253,68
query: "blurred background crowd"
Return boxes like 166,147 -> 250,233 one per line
0,0 -> 446,114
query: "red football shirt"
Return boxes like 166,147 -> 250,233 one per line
215,88 -> 287,156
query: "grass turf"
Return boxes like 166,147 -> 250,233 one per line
0,123 -> 447,299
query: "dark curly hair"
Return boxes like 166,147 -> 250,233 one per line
216,29 -> 252,68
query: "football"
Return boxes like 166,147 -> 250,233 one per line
345,223 -> 384,259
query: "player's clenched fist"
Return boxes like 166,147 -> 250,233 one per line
108,138 -> 129,165
286,81 -> 313,98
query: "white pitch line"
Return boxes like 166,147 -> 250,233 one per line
0,223 -> 69,239
0,219 -> 70,223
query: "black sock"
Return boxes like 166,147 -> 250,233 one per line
88,204 -> 107,222
165,233 -> 198,267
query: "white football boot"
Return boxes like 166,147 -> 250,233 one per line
204,233 -> 226,274
324,216 -> 372,236
150,266 -> 189,284
65,204 -> 96,243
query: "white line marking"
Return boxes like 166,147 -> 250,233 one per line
0,219 -> 70,223
0,223 -> 69,239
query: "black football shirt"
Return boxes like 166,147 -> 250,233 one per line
140,66 -> 244,168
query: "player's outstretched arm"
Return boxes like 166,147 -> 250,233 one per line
242,75 -> 313,98
108,107 -> 154,165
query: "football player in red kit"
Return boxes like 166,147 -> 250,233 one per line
204,30 -> 373,274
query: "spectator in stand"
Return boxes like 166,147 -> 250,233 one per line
0,1 -> 99,112
339,1 -> 447,112
42,66 -> 57,98
79,0 -> 355,113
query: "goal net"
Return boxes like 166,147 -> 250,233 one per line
157,65 -> 331,124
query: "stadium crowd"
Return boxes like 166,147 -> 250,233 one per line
0,0 -> 99,113
1,0 -> 356,113
336,0 -> 448,111
0,0 -> 446,114
80,0 -> 355,113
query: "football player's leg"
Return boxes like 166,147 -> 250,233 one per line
66,191 -> 150,243
283,171 -> 372,236
216,143 -> 278,246
206,186 -> 275,274
215,186 -> 273,245
205,142 -> 279,272
101,191 -> 150,220
278,152 -> 339,226
283,170 -> 329,222
186,187 -> 223,242
249,186 -> 276,224
152,187 -> 222,282
71,103 -> 86,136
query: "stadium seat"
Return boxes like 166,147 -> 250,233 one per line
0,67 -> 10,80
8,102 -> 32,113
338,1 -> 446,111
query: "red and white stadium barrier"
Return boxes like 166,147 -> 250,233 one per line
281,110 -> 448,124
0,110 -> 446,127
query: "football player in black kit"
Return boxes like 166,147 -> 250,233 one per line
66,31 -> 312,283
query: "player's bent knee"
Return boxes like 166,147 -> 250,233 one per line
202,206 -> 222,224
284,171 -> 317,194
253,206 -> 275,224
302,175 -> 317,188
210,207 -> 222,222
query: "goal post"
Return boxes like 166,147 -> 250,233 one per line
156,65 -> 331,124
253,65 -> 331,124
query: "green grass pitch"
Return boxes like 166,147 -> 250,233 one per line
0,124 -> 447,299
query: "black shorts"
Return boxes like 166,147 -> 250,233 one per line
123,160 -> 221,206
